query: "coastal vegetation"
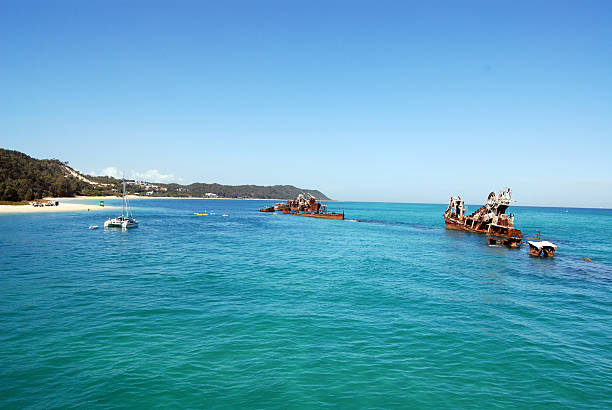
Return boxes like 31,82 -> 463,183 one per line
0,149 -> 111,201
0,200 -> 30,206
0,148 -> 329,202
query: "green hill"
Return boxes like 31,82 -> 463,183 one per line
0,148 -> 330,202
162,182 -> 329,200
0,148 -> 114,201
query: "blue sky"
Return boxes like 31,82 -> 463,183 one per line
1,1 -> 611,207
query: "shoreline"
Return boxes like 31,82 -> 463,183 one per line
51,196 -> 299,201
0,201 -> 118,214
0,196 -> 335,215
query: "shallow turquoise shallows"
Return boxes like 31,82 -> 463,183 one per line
1,199 -> 611,408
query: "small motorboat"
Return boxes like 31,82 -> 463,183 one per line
89,225 -> 99,230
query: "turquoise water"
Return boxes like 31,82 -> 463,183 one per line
1,199 -> 611,408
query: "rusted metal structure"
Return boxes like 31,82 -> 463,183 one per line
528,241 -> 558,257
444,188 -> 523,247
274,193 -> 344,220
259,206 -> 275,212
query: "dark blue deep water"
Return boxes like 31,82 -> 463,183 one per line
1,199 -> 611,408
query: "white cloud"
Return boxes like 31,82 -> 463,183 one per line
130,169 -> 179,183
87,166 -> 181,183
101,167 -> 122,178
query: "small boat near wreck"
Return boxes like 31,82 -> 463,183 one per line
259,206 -> 275,212
444,188 -> 523,247
279,194 -> 344,220
528,241 -> 558,258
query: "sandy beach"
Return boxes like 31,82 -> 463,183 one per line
54,195 -> 289,201
0,201 -> 118,214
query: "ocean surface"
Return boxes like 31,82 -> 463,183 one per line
1,199 -> 611,408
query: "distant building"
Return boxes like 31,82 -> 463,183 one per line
205,193 -> 218,198
126,180 -> 164,192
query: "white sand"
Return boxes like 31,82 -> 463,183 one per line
53,195 -> 287,200
0,202 -> 117,214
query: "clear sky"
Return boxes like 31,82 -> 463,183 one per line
1,1 -> 611,207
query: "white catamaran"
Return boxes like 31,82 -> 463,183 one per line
104,178 -> 138,229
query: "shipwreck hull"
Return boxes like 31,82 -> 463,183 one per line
445,217 -> 489,234
445,218 -> 484,233
487,235 -> 522,248
446,216 -> 522,244
274,193 -> 344,220
443,188 -> 523,248
293,212 -> 344,220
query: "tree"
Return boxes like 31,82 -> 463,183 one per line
2,186 -> 18,202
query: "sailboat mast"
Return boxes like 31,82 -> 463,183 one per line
122,177 -> 126,218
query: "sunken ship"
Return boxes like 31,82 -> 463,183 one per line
271,194 -> 344,220
444,188 -> 523,247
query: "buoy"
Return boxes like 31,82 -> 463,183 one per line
584,257 -> 592,262
222,214 -> 228,217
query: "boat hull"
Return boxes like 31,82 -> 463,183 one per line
528,241 -> 557,257
292,212 -> 344,220
104,223 -> 138,229
445,216 -> 522,246
487,235 -> 521,248
273,194 -> 344,220
104,219 -> 139,229
529,245 -> 556,257
445,217 -> 486,234
444,189 -> 523,248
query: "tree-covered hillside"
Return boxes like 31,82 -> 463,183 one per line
167,183 -> 329,200
0,148 -> 113,201
0,148 -> 330,202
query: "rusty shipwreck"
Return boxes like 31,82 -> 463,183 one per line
444,188 -> 523,247
274,194 -> 344,220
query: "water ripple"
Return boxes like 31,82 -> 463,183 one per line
1,200 -> 611,408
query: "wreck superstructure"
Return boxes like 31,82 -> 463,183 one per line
444,188 -> 523,247
277,193 -> 344,220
